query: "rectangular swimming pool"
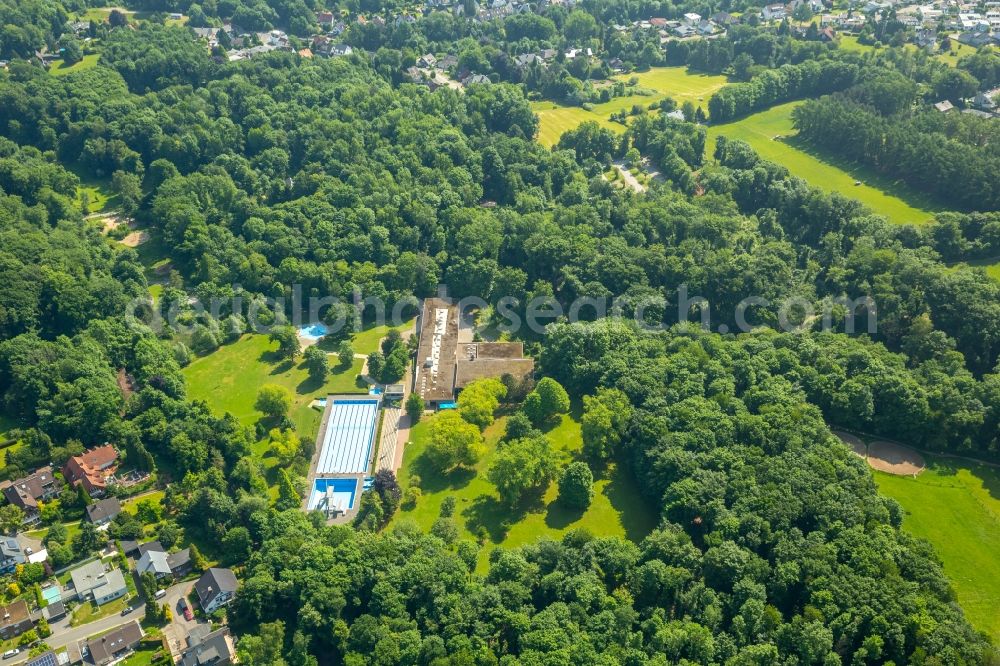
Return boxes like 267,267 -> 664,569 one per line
316,398 -> 380,475
306,477 -> 358,513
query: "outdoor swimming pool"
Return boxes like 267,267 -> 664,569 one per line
41,585 -> 61,605
306,477 -> 358,513
299,323 -> 329,340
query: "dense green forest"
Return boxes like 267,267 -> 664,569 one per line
0,0 -> 999,662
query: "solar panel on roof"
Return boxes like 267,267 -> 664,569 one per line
26,652 -> 58,666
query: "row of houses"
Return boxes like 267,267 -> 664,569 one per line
2,445 -> 119,525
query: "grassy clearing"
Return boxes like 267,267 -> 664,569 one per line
392,411 -> 657,572
533,67 -> 727,147
68,163 -> 116,214
936,42 -> 978,67
963,259 -> 1000,282
706,102 -> 938,225
182,334 -> 367,434
71,592 -> 134,626
48,53 -> 100,77
874,458 -> 1000,642
838,35 -> 880,54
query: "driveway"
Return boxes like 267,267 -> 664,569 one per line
159,580 -> 210,660
10,602 -> 145,665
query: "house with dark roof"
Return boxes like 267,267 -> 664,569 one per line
84,620 -> 142,665
41,600 -> 66,622
0,600 -> 32,639
24,651 -> 61,666
1,467 -> 59,523
195,568 -> 238,613
0,537 -> 26,573
179,626 -> 236,665
63,445 -> 118,496
85,497 -> 121,525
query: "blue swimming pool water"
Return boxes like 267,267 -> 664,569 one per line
41,586 -> 61,604
369,387 -> 383,395
307,477 -> 358,512
299,323 -> 329,340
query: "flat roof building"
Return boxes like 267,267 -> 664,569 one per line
415,298 -> 459,405
414,299 -> 534,406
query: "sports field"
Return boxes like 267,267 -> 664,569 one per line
392,411 -> 656,572
706,102 -> 938,225
533,67 -> 728,147
875,457 -> 1000,642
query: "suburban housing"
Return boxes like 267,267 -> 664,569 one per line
69,561 -> 128,605
195,568 -> 239,613
0,600 -> 33,639
85,497 -> 122,525
63,444 -> 119,496
179,626 -> 237,665
1,467 -> 60,523
84,619 -> 143,665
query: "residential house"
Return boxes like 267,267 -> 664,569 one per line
0,600 -> 33,640
69,561 -> 128,605
712,11 -> 736,24
683,12 -> 702,24
85,497 -> 121,526
179,627 -> 237,666
317,10 -> 335,25
84,620 -> 143,665
25,651 -> 63,666
195,568 -> 239,613
1,467 -> 60,523
329,44 -> 353,56
973,88 -> 998,110
438,54 -> 458,70
41,601 -> 66,622
462,73 -> 491,85
167,548 -> 193,577
934,99 -> 955,112
137,549 -> 172,579
762,4 -> 787,20
63,445 -> 118,496
0,537 -> 25,574
418,53 -> 438,68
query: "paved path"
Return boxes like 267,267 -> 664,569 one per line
612,161 -> 647,193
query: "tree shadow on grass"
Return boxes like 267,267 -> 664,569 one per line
270,360 -> 294,375
603,462 -> 658,542
410,455 -> 477,493
296,374 -> 324,394
544,498 -> 586,530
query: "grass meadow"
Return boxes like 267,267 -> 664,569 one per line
706,102 -> 939,224
875,458 -> 1000,642
391,410 -> 657,572
533,67 -> 728,147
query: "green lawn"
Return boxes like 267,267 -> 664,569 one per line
343,318 -> 416,356
68,163 -> 116,214
838,35 -> 880,54
182,334 -> 367,434
49,53 -> 100,77
936,42 -> 978,67
533,67 -> 728,147
71,592 -> 134,626
875,458 -> 1000,642
706,102 -> 938,225
391,411 -> 657,572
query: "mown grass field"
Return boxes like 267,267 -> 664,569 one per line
391,411 -> 657,572
68,163 -> 116,214
533,67 -> 728,147
875,458 -> 1000,642
182,334 -> 366,434
706,102 -> 938,225
49,53 -> 100,77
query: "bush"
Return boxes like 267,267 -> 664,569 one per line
402,487 -> 421,509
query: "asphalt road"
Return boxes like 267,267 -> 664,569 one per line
9,578 -> 196,666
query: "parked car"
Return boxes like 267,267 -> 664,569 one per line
154,589 -> 166,599
178,597 -> 193,621
121,606 -> 134,616
3,649 -> 20,659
